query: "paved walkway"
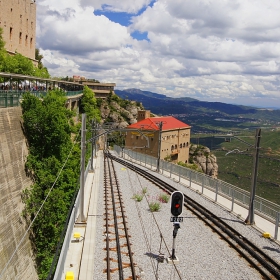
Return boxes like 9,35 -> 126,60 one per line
61,151 -> 102,280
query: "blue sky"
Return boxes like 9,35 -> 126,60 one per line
36,0 -> 280,109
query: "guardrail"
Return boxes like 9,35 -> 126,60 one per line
48,157 -> 92,280
0,90 -> 84,108
114,146 -> 280,239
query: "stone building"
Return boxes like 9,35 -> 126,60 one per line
79,81 -> 116,98
125,111 -> 191,163
0,0 -> 36,61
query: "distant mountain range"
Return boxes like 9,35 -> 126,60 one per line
115,88 -> 280,133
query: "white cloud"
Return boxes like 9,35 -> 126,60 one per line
36,0 -> 280,108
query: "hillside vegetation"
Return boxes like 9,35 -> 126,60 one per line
193,131 -> 280,205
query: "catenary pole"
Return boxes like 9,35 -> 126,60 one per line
156,122 -> 163,172
245,128 -> 261,225
78,114 -> 86,223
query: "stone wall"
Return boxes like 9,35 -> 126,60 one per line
0,107 -> 38,279
0,0 -> 36,60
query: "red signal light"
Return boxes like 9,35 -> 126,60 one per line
170,191 -> 183,217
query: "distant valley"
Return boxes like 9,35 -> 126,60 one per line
115,88 -> 280,134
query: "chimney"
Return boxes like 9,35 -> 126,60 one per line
137,110 -> 150,122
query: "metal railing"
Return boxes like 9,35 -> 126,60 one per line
114,146 -> 280,238
0,90 -> 84,108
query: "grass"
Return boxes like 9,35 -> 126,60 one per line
132,193 -> 144,202
149,202 -> 161,212
158,192 -> 169,203
142,187 -> 147,194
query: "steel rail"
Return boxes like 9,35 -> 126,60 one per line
108,153 -> 280,280
110,156 -> 137,280
104,157 -> 111,280
104,151 -> 137,279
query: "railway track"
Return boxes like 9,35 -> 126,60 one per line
103,152 -> 137,280
108,152 -> 280,280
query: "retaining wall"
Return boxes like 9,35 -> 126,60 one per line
0,107 -> 38,279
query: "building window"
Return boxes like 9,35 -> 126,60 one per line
151,138 -> 153,141
30,37 -> 33,48
25,35 -> 28,46
175,144 -> 177,149
180,144 -> 182,148
31,21 -> 33,29
183,143 -> 185,148
10,27 -> 13,40
19,32 -> 22,44
186,142 -> 189,147
136,136 -> 139,140
171,145 -> 174,151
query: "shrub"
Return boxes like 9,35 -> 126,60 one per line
149,202 -> 161,212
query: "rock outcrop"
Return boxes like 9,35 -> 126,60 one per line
189,144 -> 218,178
100,98 -> 142,128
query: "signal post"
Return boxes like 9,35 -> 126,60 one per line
168,191 -> 184,264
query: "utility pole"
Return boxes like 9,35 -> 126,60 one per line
77,114 -> 86,223
245,128 -> 261,225
156,122 -> 163,172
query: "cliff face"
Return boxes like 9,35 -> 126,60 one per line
0,108 -> 38,279
100,99 -> 141,128
189,145 -> 219,178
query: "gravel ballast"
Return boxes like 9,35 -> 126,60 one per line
92,153 -> 280,280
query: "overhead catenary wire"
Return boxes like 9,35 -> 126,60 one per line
0,132 -> 80,279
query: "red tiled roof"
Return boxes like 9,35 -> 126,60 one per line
127,116 -> 190,131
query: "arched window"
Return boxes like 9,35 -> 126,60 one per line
175,144 -> 177,149
183,143 -> 185,148
186,142 -> 189,147
180,143 -> 182,148
171,145 -> 174,150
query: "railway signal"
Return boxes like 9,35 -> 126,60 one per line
170,191 -> 184,217
168,191 -> 184,263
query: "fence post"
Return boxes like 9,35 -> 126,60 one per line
202,176 -> 204,194
215,180 -> 218,202
145,154 -> 146,167
170,163 -> 172,178
10,95 -> 13,107
274,212 -> 280,240
189,171 -> 192,188
178,166 -> 181,183
231,189 -> 235,212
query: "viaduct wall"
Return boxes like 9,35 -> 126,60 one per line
0,107 -> 38,279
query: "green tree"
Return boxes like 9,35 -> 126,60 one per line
35,48 -> 44,69
22,89 -> 80,279
80,86 -> 101,121
0,27 -> 5,50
